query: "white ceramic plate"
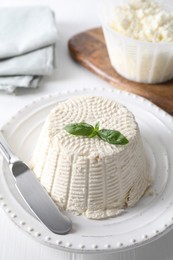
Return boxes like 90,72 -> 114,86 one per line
0,87 -> 173,254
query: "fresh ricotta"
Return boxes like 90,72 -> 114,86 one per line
110,0 -> 173,42
102,0 -> 173,83
31,96 -> 151,219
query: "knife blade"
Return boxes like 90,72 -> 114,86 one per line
0,132 -> 72,235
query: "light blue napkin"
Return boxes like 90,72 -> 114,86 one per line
0,45 -> 55,76
0,76 -> 41,93
0,6 -> 57,93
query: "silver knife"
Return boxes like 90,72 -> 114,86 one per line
0,132 -> 72,235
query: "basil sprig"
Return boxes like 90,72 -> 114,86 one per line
64,122 -> 128,145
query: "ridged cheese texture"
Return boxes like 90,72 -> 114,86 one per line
31,96 -> 151,219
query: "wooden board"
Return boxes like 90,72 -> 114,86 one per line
68,27 -> 173,116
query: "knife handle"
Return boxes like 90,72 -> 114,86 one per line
0,132 -> 19,164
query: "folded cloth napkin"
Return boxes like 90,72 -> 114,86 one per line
0,6 -> 57,93
0,76 -> 41,93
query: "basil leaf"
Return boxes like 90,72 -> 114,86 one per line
64,122 -> 129,146
97,129 -> 129,145
88,130 -> 97,138
94,122 -> 100,131
64,122 -> 94,136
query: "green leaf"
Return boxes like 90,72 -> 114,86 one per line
97,129 -> 129,145
64,122 -> 94,137
88,131 -> 97,138
64,122 -> 129,146
94,122 -> 100,131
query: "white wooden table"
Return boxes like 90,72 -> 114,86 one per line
0,0 -> 173,259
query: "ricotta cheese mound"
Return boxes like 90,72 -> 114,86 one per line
110,0 -> 173,42
31,96 -> 151,219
